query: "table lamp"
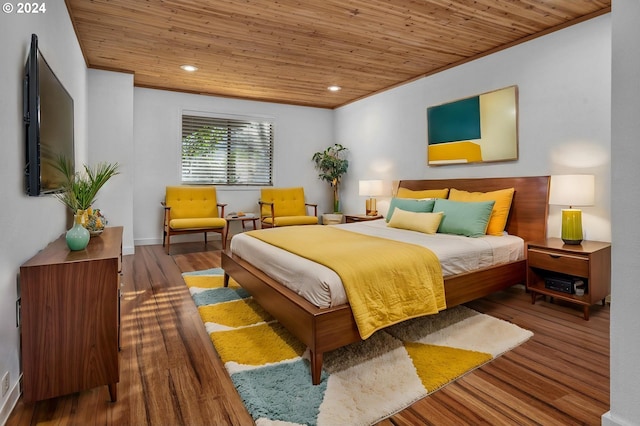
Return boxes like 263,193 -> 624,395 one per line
549,174 -> 595,245
359,180 -> 384,216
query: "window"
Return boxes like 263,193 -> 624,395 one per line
181,114 -> 273,186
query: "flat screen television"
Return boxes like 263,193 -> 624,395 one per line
24,33 -> 74,196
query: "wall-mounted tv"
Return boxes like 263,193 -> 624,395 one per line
23,33 -> 74,196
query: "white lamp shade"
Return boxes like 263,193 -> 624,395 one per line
549,175 -> 595,207
359,180 -> 385,197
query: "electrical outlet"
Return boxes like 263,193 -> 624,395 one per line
1,371 -> 9,397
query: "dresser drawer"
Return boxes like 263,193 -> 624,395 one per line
528,249 -> 589,277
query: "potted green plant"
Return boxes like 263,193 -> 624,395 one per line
312,144 -> 349,224
53,156 -> 120,247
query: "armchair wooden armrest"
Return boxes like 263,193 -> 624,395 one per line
218,202 -> 227,218
258,200 -> 276,222
305,203 -> 318,217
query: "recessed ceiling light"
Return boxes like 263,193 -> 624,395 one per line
327,85 -> 341,92
180,64 -> 198,72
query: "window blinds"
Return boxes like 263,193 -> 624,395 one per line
181,114 -> 273,186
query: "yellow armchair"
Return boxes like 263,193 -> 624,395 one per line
162,186 -> 228,254
259,187 -> 318,228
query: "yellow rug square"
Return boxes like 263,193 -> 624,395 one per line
405,342 -> 492,392
211,322 -> 306,365
184,274 -> 239,289
199,298 -> 273,328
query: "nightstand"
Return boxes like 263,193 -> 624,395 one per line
526,238 -> 611,320
345,214 -> 383,223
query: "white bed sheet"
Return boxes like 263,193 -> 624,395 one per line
229,219 -> 524,308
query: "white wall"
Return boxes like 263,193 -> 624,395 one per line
335,15 -> 612,243
0,1 -> 88,422
604,1 -> 640,424
88,69 -> 136,254
132,88 -> 334,245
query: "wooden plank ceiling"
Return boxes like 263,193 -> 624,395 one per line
65,0 -> 610,109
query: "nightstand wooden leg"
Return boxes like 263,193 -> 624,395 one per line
583,306 -> 590,321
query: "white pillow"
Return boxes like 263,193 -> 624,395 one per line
387,208 -> 443,234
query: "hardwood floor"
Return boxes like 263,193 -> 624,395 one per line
7,242 -> 609,425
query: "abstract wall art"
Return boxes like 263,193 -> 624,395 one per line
427,85 -> 519,165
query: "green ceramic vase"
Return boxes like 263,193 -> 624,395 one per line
66,213 -> 90,251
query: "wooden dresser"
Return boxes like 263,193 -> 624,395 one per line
20,226 -> 122,402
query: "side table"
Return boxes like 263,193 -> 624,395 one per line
226,215 -> 259,231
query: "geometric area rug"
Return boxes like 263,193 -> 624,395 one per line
183,268 -> 533,426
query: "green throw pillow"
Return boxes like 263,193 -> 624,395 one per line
433,199 -> 496,237
386,198 -> 435,222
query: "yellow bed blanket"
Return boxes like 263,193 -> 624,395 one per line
245,225 -> 446,339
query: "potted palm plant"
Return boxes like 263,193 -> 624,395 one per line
312,143 -> 349,224
53,156 -> 120,249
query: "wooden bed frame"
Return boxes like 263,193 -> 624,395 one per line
222,176 -> 550,384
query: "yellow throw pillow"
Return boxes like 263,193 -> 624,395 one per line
396,187 -> 449,199
387,208 -> 443,234
448,187 -> 515,236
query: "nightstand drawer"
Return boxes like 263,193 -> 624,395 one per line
528,249 -> 589,277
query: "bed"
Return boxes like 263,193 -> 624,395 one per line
222,176 -> 550,384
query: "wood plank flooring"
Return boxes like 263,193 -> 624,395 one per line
7,242 -> 609,425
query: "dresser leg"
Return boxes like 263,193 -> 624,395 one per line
108,382 -> 117,402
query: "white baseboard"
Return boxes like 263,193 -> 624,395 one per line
134,237 -> 163,246
134,234 -> 223,248
601,411 -> 634,426
0,376 -> 21,426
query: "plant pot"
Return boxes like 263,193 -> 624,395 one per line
66,212 -> 90,251
322,213 -> 343,225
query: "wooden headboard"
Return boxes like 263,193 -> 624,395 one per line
398,176 -> 550,243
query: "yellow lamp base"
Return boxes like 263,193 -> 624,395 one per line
365,198 -> 378,216
561,209 -> 583,245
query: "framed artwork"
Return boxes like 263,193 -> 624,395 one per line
427,85 -> 519,165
